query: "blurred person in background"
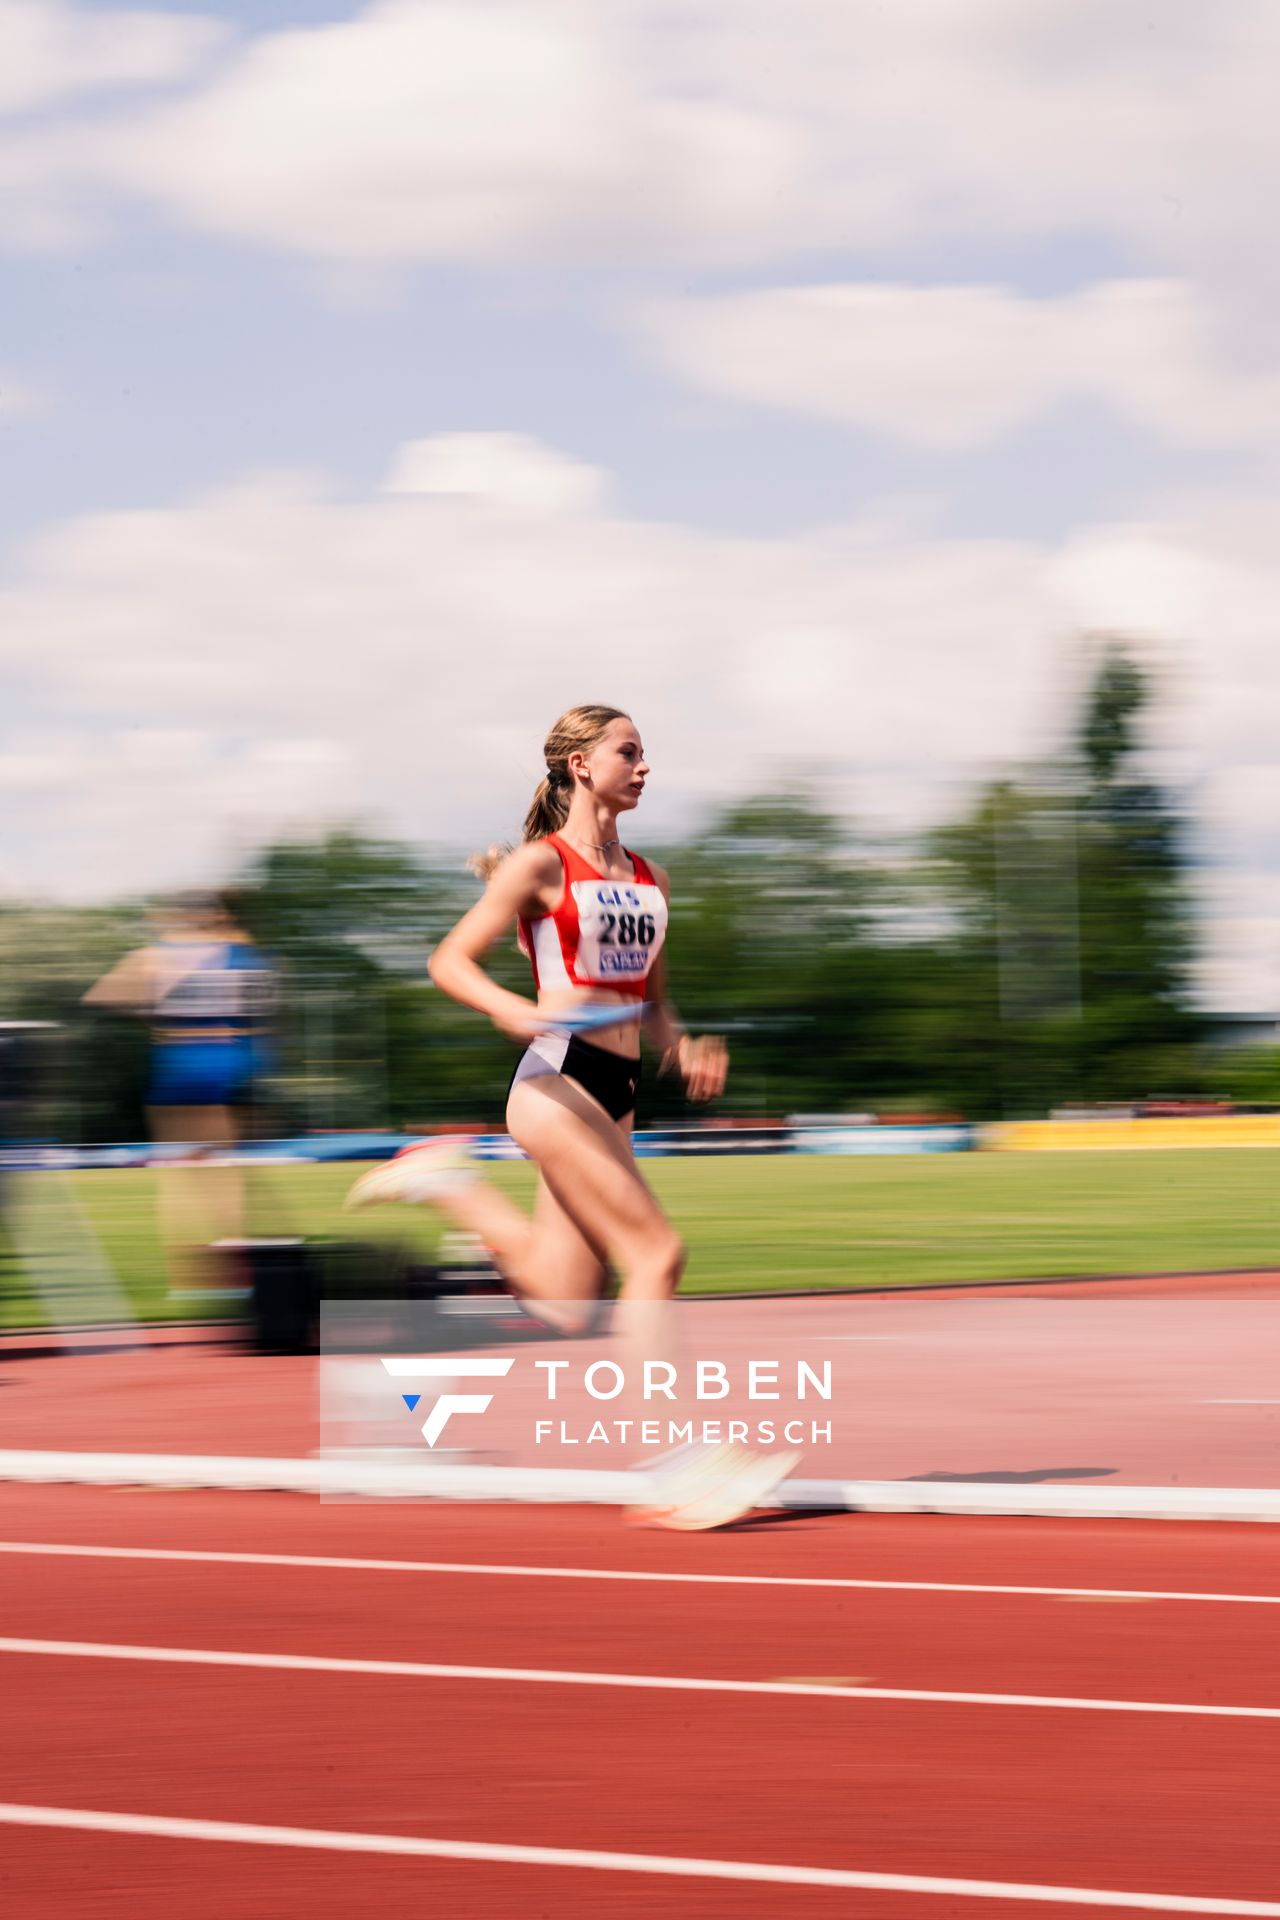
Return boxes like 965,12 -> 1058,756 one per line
84,890 -> 277,1299
0,1022 -> 51,1296
348,703 -> 796,1527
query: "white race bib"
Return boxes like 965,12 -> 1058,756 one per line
572,879 -> 667,985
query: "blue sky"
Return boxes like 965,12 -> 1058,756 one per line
7,210 -> 1255,551
3,0 -> 1280,1009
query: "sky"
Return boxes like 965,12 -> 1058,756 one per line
2,0 -> 1280,1009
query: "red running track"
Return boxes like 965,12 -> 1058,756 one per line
5,1273 -> 1280,1485
2,1484 -> 1280,1918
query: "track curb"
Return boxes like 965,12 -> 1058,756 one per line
1,1450 -> 1278,1522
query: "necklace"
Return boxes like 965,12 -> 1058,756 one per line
568,832 -> 619,856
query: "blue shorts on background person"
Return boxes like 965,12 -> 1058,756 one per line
147,929 -> 276,1111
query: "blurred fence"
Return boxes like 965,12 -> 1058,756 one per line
24,1113 -> 1280,1167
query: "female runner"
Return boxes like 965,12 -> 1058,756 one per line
347,703 -> 797,1527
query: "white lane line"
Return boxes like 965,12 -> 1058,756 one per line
2,1635 -> 1278,1719
5,1451 -> 1279,1522
1,1803 -> 1278,1914
1,1539 -> 1276,1608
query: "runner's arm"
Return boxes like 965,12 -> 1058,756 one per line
644,864 -> 728,1104
82,947 -> 156,1013
429,843 -> 560,1043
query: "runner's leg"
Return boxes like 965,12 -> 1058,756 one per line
388,1078 -> 681,1307
505,1075 -> 685,1303
149,1103 -> 241,1293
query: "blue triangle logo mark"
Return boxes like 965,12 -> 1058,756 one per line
401,1393 -> 421,1412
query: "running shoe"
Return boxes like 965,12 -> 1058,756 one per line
630,1442 -> 801,1531
344,1139 -> 479,1211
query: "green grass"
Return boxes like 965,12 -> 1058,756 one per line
3,1148 -> 1278,1326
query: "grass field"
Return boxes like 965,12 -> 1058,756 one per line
2,1148 -> 1278,1327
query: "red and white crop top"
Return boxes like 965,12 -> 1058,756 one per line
519,834 -> 668,1001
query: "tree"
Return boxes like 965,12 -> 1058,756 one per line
648,792 -> 904,1117
234,829 -> 490,1129
918,641 -> 1204,1116
1,904 -> 152,1142
0,650 -> 1211,1140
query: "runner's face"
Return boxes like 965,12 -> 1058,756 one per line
585,719 -> 649,810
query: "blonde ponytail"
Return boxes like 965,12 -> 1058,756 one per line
467,703 -> 629,883
522,770 -> 572,843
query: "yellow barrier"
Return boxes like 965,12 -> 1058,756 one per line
984,1115 -> 1280,1152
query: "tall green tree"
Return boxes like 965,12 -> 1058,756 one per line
919,642 -> 1203,1116
1071,644 -> 1204,1100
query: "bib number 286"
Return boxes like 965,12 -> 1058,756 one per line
598,910 -> 657,946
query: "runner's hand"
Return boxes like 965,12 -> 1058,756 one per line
493,998 -> 548,1045
676,1033 -> 728,1103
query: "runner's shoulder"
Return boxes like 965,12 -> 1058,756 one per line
493,837 -> 563,911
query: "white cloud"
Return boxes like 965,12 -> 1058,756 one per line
0,736 -> 83,791
0,432 -> 1046,901
0,723 -> 359,901
0,0 -> 1268,292
0,1 -> 225,116
1051,505 -> 1280,769
1196,870 -> 1280,1017
385,433 -> 610,514
4,428 -> 1280,1005
91,0 -> 799,266
639,280 -> 1280,451
1199,765 -> 1280,873
0,1 -> 226,248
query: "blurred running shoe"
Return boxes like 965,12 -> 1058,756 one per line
630,1442 -> 801,1531
345,1139 -> 479,1210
